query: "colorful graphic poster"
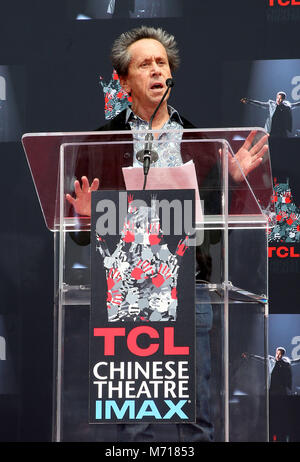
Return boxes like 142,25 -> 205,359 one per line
89,190 -> 196,423
269,178 -> 300,244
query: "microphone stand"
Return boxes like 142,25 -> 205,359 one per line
137,78 -> 174,190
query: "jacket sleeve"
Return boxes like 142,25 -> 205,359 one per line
290,101 -> 300,109
247,353 -> 267,363
245,98 -> 270,109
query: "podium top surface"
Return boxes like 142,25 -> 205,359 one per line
22,128 -> 273,231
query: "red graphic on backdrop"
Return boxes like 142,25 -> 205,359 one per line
100,69 -> 132,120
269,179 -> 300,243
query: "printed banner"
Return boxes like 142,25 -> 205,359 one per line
89,189 -> 196,423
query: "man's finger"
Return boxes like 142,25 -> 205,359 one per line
74,179 -> 82,196
90,178 -> 100,191
250,134 -> 269,156
81,176 -> 90,193
242,130 -> 257,151
66,193 -> 76,206
255,143 -> 269,160
248,157 -> 263,175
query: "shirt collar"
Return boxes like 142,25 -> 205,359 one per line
125,105 -> 183,126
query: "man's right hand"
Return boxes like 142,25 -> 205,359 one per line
66,176 -> 100,217
240,97 -> 248,104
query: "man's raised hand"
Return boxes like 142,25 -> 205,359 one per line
66,176 -> 99,216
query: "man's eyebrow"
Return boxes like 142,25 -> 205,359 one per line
138,55 -> 167,64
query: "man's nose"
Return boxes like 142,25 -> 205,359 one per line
150,62 -> 161,76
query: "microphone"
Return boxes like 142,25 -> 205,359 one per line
136,78 -> 174,190
148,78 -> 174,130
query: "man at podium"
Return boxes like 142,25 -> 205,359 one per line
66,25 -> 269,443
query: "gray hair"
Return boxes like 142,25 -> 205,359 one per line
111,26 -> 180,76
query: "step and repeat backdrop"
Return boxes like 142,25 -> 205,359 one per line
1,0 -> 300,442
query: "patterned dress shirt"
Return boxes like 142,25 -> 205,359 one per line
125,105 -> 184,168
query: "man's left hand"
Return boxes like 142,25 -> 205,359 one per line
219,130 -> 269,183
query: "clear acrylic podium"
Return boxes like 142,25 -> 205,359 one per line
22,128 -> 273,442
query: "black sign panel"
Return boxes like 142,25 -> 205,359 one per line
89,190 -> 196,423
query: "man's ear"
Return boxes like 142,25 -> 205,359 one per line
119,75 -> 130,95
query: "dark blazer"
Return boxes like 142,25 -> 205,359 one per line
71,110 -> 221,282
94,109 -> 221,213
97,110 -> 223,281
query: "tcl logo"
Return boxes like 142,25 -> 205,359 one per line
269,246 -> 300,258
269,0 -> 300,5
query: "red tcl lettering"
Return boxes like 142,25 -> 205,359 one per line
268,246 -> 300,258
94,326 -> 189,356
127,326 -> 159,356
269,0 -> 300,5
94,327 -> 125,355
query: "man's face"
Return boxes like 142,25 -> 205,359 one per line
275,349 -> 283,361
276,93 -> 283,105
119,38 -> 172,114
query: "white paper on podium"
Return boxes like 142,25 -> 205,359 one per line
122,160 -> 203,223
